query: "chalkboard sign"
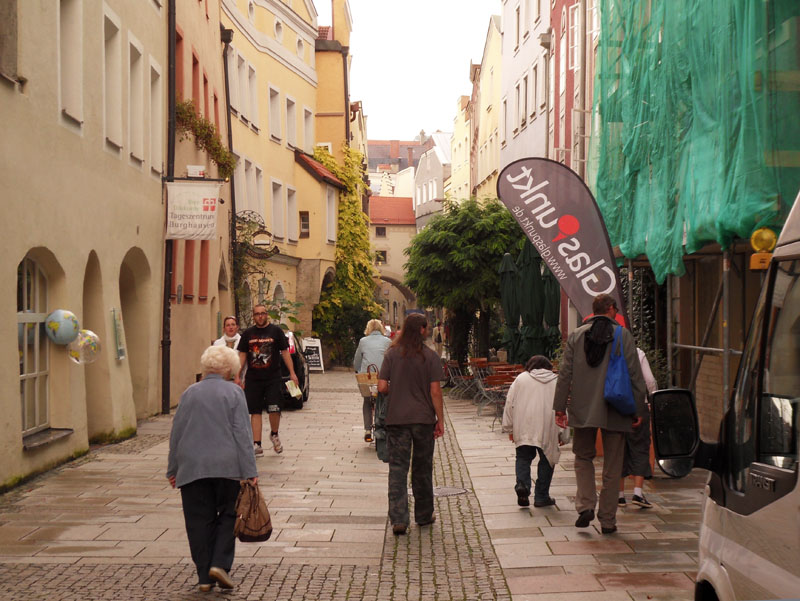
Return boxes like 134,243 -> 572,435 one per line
303,337 -> 324,372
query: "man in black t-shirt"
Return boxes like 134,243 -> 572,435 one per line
236,304 -> 299,455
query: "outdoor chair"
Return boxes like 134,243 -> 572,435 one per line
447,361 -> 477,399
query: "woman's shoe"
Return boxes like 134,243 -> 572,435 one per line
198,584 -> 213,592
208,566 -> 234,589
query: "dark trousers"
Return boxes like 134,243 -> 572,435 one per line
180,478 -> 240,584
387,424 -> 435,526
515,445 -> 555,504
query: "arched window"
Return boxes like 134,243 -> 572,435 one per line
248,1 -> 255,22
17,257 -> 50,435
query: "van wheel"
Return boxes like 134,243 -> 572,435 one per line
695,581 -> 719,601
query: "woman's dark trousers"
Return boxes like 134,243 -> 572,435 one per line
387,424 -> 435,526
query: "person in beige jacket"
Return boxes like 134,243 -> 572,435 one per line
553,294 -> 647,534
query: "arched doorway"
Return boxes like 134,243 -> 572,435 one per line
119,248 -> 151,418
82,251 -> 112,439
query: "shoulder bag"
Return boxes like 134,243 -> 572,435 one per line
234,480 -> 273,542
603,326 -> 637,415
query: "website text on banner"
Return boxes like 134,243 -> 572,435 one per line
496,158 -> 627,325
165,182 -> 222,240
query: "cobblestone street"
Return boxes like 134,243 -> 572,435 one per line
0,371 -> 705,600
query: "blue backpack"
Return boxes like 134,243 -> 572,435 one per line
603,326 -> 637,415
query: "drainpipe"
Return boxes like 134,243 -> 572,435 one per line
221,26 -> 239,319
577,0 -> 587,178
161,0 -> 177,415
539,28 -> 553,159
342,47 -> 350,146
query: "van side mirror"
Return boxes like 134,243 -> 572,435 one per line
651,389 -> 700,478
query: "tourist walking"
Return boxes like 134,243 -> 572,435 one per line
502,355 -> 563,508
354,319 -> 392,442
236,304 -> 298,455
214,315 -> 241,350
553,293 -> 647,534
378,314 -> 444,535
431,321 -> 445,358
166,345 -> 258,592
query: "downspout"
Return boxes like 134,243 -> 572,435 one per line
342,47 -> 350,146
577,0 -> 587,179
221,26 -> 239,319
161,0 -> 177,414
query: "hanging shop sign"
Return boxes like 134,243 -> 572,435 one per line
497,158 -> 628,324
165,182 -> 222,240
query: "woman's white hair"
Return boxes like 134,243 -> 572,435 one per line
200,345 -> 240,378
364,319 -> 384,336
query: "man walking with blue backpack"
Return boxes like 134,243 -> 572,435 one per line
553,294 -> 647,534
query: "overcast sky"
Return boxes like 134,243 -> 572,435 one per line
317,0 -> 501,140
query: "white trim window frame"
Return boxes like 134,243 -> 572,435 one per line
285,95 -> 297,148
269,85 -> 281,141
149,57 -> 163,175
303,106 -> 314,152
568,3 -> 581,72
103,6 -> 123,152
271,179 -> 285,239
128,33 -> 145,165
287,187 -> 298,241
326,186 -> 336,243
226,45 -> 238,113
59,0 -> 84,127
248,62 -> 259,129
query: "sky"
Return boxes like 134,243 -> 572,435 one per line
316,0 -> 501,141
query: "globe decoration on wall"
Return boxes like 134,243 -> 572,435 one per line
44,310 -> 80,345
67,330 -> 101,365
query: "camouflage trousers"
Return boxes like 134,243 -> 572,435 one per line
386,424 -> 436,526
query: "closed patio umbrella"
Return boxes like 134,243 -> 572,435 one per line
542,269 -> 561,359
498,253 -> 521,362
516,240 -> 546,361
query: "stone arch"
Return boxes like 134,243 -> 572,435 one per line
82,251 -> 113,439
321,267 -> 335,292
119,247 -> 152,418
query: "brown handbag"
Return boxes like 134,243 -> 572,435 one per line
234,480 -> 273,542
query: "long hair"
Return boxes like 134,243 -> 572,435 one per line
393,313 -> 427,357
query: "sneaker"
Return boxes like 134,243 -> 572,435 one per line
254,443 -> 263,456
631,494 -> 652,508
270,433 -> 283,454
514,484 -> 530,507
364,431 -> 374,443
618,496 -> 626,507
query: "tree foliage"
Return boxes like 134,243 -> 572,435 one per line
404,198 -> 526,361
311,145 -> 382,364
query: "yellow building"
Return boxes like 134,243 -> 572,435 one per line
474,15 -> 502,200
450,95 -> 472,202
1,1 -> 166,486
221,0 -> 352,332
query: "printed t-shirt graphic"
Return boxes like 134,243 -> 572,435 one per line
237,324 -> 288,380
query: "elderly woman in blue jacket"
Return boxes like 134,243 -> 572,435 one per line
167,345 -> 258,592
353,319 -> 392,442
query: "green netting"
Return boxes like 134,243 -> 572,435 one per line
591,0 -> 800,283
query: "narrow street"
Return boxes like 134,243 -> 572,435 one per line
0,371 -> 704,600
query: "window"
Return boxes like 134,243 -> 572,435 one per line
104,11 -> 122,148
0,0 -> 19,82
568,3 -> 581,72
232,151 -> 244,211
269,86 -> 280,140
376,226 -> 386,237
17,257 -> 49,435
255,166 -> 264,216
514,5 -> 521,49
248,64 -> 258,127
272,180 -> 284,238
303,107 -> 314,151
60,0 -> 83,125
522,75 -> 528,126
533,0 -> 540,22
326,186 -> 336,242
203,72 -> 209,118
286,97 -> 296,147
501,98 -> 507,143
587,0 -> 599,39
559,33 -> 566,95
248,0 -> 254,21
191,52 -> 200,113
198,240 -> 209,302
531,64 -> 539,117
287,188 -> 298,241
514,84 -> 521,132
524,0 -> 530,35
245,159 -> 255,212
149,60 -> 163,174
375,250 -> 387,265
129,37 -> 145,163
213,92 -> 219,132
237,54 -> 248,121
183,240 -> 195,301
299,211 -> 310,238
175,30 -> 183,98
274,19 -> 283,42
296,39 -> 304,58
226,46 -> 237,112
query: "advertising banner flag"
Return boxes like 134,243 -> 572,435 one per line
165,182 -> 222,240
497,158 -> 627,324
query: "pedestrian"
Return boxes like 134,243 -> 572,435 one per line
353,318 -> 392,442
619,348 -> 657,508
553,293 -> 647,534
236,304 -> 299,455
377,313 -> 445,535
502,355 -> 563,508
166,345 -> 258,592
431,321 -> 445,358
214,315 -> 241,350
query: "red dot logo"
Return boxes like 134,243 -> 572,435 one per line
553,214 -> 580,242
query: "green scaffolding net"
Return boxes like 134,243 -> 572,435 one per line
591,0 -> 800,283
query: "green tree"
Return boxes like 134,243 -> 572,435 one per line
404,198 -> 526,362
312,146 -> 382,365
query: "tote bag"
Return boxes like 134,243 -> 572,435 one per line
234,480 -> 273,542
603,326 -> 637,415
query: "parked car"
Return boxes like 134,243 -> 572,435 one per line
650,191 -> 800,601
280,331 -> 310,410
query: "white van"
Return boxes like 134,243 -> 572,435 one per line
651,193 -> 800,600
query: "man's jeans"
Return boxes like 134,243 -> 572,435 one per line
515,445 -> 554,503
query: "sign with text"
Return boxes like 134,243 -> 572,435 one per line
302,337 -> 324,372
497,158 -> 627,324
165,182 -> 221,240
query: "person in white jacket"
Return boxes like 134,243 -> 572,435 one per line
502,355 -> 564,508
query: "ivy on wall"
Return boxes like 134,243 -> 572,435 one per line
311,145 -> 382,364
175,100 -> 236,179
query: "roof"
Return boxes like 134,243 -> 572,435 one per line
429,131 -> 453,162
317,26 -> 333,40
294,150 -> 346,189
370,196 -> 415,225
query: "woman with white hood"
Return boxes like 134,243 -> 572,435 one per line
502,355 -> 564,508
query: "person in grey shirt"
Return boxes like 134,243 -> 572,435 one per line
167,345 -> 258,592
353,319 -> 392,442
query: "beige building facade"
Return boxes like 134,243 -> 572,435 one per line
1,0 -> 167,486
474,15 -> 502,200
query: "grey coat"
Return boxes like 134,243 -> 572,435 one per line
166,374 -> 258,488
353,331 -> 392,373
553,316 -> 647,432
